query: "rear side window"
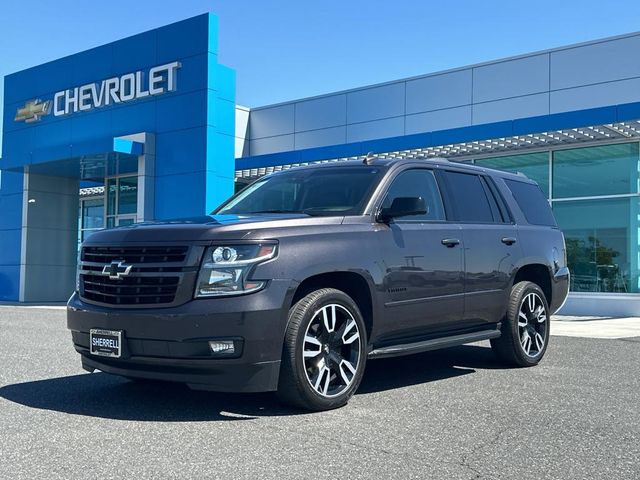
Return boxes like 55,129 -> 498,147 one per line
504,179 -> 556,226
441,171 -> 496,223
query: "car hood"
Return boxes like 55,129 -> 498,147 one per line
82,214 -> 345,244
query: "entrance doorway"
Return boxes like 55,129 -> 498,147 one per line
106,175 -> 138,228
78,153 -> 141,245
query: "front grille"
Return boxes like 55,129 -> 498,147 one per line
79,245 -> 195,307
81,274 -> 180,305
81,246 -> 188,264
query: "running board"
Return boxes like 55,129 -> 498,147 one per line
368,327 -> 501,359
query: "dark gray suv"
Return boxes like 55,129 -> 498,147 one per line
67,158 -> 569,410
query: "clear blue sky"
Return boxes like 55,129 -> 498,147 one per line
2,0 -> 640,148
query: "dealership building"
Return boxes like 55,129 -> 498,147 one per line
2,13 -> 640,316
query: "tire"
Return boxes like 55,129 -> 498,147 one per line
490,281 -> 550,367
277,288 -> 367,411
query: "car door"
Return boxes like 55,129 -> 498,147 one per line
376,168 -> 464,342
439,169 -> 521,325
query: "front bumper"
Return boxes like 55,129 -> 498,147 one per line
67,279 -> 293,392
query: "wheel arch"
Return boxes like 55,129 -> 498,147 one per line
289,271 -> 376,341
511,263 -> 553,307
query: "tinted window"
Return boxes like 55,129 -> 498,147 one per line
382,169 -> 445,221
442,171 -> 495,223
484,177 -> 511,223
216,166 -> 385,216
476,152 -> 549,196
505,179 -> 556,226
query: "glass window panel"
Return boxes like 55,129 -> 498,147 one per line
217,166 -> 385,216
441,171 -> 494,223
475,152 -> 549,197
106,178 -> 117,216
117,176 -> 138,215
553,197 -> 639,293
106,154 -> 117,177
106,152 -> 138,176
117,154 -> 138,175
552,142 -> 639,199
504,179 -> 556,226
382,169 -> 445,221
81,198 -> 104,230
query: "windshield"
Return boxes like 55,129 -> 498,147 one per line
215,165 -> 386,216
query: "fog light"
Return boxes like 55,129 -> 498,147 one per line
209,340 -> 235,355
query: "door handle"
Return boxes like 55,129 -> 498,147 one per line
501,237 -> 517,245
441,238 -> 460,248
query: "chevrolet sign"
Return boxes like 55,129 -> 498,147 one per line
14,99 -> 51,123
14,61 -> 180,123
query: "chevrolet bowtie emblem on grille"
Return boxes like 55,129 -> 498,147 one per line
102,261 -> 133,280
14,99 -> 51,123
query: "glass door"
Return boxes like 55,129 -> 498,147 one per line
79,197 -> 105,243
106,175 -> 138,228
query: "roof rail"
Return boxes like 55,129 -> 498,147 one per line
424,156 -> 451,162
363,152 -> 377,165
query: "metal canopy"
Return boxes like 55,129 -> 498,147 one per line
234,120 -> 640,180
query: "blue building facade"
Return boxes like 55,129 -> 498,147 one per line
0,14 -> 235,301
2,14 -> 640,315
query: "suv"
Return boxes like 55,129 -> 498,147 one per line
68,158 -> 569,411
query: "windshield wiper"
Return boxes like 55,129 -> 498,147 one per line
248,209 -> 305,214
302,207 -> 344,216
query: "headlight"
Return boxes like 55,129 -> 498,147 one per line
195,243 -> 277,298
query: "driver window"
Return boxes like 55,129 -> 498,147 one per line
382,169 -> 445,221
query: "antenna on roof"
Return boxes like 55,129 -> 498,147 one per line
363,152 -> 377,165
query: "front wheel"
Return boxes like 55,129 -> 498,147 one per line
491,281 -> 550,367
277,288 -> 367,411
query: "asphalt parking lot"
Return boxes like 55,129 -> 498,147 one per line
1,307 -> 638,480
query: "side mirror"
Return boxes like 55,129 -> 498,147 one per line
378,197 -> 427,223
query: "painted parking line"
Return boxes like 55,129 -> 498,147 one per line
551,316 -> 640,339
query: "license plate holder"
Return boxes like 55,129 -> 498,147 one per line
89,329 -> 123,358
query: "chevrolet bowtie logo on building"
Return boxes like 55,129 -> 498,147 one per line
14,99 -> 51,123
101,261 -> 133,280
13,61 -> 180,124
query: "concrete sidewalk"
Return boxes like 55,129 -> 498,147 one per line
552,315 -> 640,339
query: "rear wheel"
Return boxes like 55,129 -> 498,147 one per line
277,288 -> 367,411
491,281 -> 550,367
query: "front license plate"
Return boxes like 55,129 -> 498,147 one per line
90,329 -> 122,358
